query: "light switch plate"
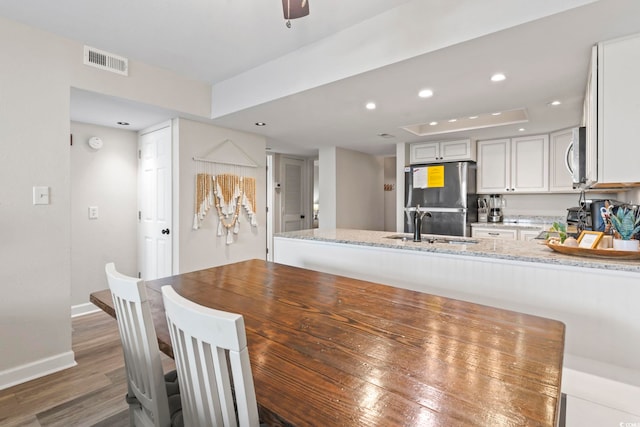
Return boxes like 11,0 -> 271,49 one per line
33,186 -> 50,205
88,206 -> 99,219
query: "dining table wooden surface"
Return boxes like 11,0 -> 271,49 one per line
90,259 -> 565,427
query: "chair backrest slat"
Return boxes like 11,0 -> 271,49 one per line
162,285 -> 260,427
106,263 -> 171,427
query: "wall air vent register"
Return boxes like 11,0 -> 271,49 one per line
83,46 -> 128,76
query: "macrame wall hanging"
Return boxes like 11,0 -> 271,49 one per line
192,139 -> 258,245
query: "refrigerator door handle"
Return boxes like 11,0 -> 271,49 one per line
406,207 -> 467,213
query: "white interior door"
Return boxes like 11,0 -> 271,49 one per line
138,123 -> 172,280
282,157 -> 306,232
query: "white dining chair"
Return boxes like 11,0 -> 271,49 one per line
105,263 -> 183,427
161,285 -> 261,427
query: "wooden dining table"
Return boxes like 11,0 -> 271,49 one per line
90,259 -> 565,426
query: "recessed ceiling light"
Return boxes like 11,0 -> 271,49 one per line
549,100 -> 562,106
429,121 -> 438,126
117,121 -> 130,126
491,112 -> 502,116
518,128 -> 526,132
469,116 -> 478,119
491,73 -> 506,82
448,119 -> 457,123
418,89 -> 434,98
255,122 -> 266,126
366,102 -> 376,110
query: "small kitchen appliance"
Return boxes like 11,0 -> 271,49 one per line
566,205 -> 591,231
488,194 -> 504,223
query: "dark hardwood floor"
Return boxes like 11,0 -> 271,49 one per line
0,311 -> 175,427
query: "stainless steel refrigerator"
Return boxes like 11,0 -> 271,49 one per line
404,161 -> 477,237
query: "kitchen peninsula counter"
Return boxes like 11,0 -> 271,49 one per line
276,228 -> 640,273
274,228 -> 640,419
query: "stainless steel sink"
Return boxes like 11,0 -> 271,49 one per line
385,234 -> 478,244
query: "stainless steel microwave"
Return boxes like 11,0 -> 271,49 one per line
567,126 -> 597,189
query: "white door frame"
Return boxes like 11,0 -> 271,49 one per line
280,156 -> 311,232
267,154 -> 313,260
266,153 -> 274,262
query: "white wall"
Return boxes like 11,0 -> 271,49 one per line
0,15 -> 211,388
318,147 -> 337,229
335,147 -> 384,230
319,147 -> 384,231
383,156 -> 396,232
622,188 -> 640,205
70,122 -> 138,308
176,119 -> 267,273
498,193 -> 581,217
495,191 -> 636,218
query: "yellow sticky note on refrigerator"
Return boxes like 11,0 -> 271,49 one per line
427,165 -> 444,188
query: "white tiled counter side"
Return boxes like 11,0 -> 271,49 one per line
273,228 -> 640,421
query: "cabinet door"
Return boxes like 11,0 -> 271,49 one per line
511,134 -> 549,192
440,139 -> 476,162
549,128 -> 577,192
472,227 -> 517,240
477,139 -> 510,193
410,142 -> 439,164
584,46 -> 598,186
598,34 -> 640,184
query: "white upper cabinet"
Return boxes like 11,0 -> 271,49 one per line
410,139 -> 476,164
511,134 -> 549,192
597,33 -> 640,185
549,128 -> 577,192
477,135 -> 549,193
477,138 -> 510,193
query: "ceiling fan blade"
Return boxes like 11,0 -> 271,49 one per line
282,0 -> 310,20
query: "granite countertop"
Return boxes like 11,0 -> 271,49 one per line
275,228 -> 640,273
471,215 -> 565,230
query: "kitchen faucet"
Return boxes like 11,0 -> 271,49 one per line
413,205 -> 431,242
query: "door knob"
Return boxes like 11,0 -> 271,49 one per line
161,228 -> 170,235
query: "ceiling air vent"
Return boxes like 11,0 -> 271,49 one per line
83,46 -> 128,76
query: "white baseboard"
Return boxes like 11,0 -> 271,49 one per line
0,351 -> 76,391
71,302 -> 100,317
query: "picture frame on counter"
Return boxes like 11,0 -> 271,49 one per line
577,231 -> 603,249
